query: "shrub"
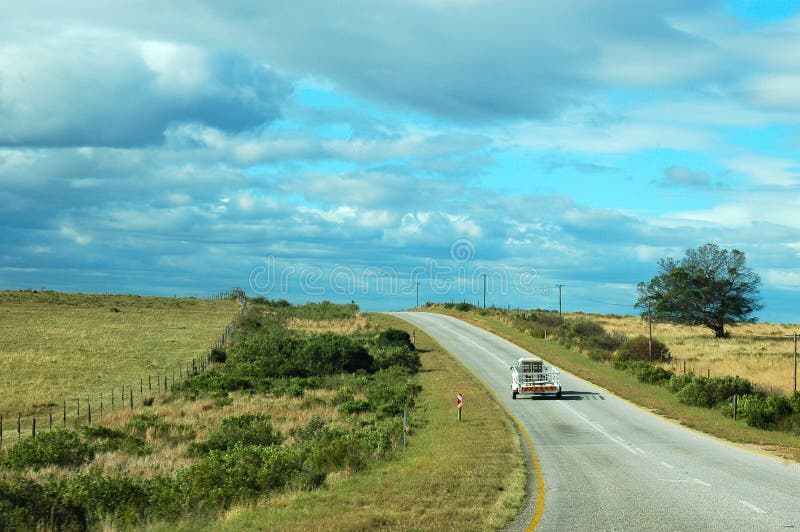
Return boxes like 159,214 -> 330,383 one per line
2,428 -> 93,470
737,394 -> 793,429
676,376 -> 753,408
614,360 -> 674,384
617,335 -> 670,362
188,413 -> 282,456
339,399 -> 371,415
667,373 -> 695,393
208,347 -> 227,363
301,333 -> 374,375
455,302 -> 474,311
365,367 -> 422,418
292,416 -> 327,441
82,426 -> 150,456
173,370 -> 251,395
372,344 -> 422,374
377,328 -> 415,350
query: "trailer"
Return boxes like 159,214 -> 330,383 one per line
511,356 -> 561,399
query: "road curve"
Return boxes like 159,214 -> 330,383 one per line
392,312 -> 800,531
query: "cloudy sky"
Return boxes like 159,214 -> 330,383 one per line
2,1 -> 800,322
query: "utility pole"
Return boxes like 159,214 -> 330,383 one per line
794,333 -> 797,394
648,300 -> 653,361
416,282 -> 420,308
483,274 -> 487,309
555,284 -> 564,317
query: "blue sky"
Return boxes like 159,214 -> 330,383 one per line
2,1 -> 800,323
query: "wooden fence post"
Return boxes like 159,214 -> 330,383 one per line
32,418 -> 36,439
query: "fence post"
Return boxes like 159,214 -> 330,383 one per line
164,374 -> 167,392
63,401 -> 66,425
733,394 -> 738,421
77,397 -> 80,417
1,415 -> 3,447
49,408 -> 53,429
111,390 -> 115,410
88,403 -> 92,426
130,389 -> 133,410
148,375 -> 152,392
100,393 -> 103,419
32,418 -> 36,439
17,413 -> 21,441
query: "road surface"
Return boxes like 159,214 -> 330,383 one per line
392,312 -> 800,531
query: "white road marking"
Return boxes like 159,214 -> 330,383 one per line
692,478 -> 711,487
634,447 -> 646,454
660,462 -> 675,469
740,500 -> 767,514
558,401 -> 638,455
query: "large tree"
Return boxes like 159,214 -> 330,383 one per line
635,243 -> 762,338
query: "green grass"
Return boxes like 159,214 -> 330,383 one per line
169,313 -> 526,531
437,310 -> 800,461
0,291 -> 241,418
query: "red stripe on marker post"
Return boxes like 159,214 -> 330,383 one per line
457,392 -> 463,421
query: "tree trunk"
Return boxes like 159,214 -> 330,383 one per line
709,322 -> 727,338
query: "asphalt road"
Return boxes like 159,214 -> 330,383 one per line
392,312 -> 800,531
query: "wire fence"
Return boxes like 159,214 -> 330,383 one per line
0,289 -> 247,449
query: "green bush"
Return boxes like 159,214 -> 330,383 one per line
377,328 -> 415,350
173,370 -> 252,397
82,426 -> 151,456
372,344 -> 422,374
455,302 -> 474,311
301,333 -> 373,375
676,376 -> 753,408
365,367 -> 422,418
291,416 -> 327,441
209,347 -> 227,363
2,428 -> 93,470
616,335 -> 670,362
339,399 -> 371,415
737,394 -> 793,430
667,373 -> 695,393
614,360 -> 674,384
188,413 -> 282,456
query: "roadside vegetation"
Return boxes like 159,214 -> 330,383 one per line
0,295 -> 523,530
423,302 -> 800,460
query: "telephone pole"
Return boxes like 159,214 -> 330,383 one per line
483,274 -> 487,309
647,300 -> 653,361
416,282 -> 420,308
555,284 -> 564,317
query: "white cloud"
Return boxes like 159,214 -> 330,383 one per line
59,225 -> 91,245
725,155 -> 800,187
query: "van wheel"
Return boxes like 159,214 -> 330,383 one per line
556,389 -> 562,399
512,390 -> 517,400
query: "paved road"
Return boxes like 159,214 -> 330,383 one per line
392,312 -> 800,531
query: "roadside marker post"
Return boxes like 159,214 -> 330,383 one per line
457,392 -> 463,421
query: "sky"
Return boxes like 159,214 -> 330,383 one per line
2,1 -> 800,323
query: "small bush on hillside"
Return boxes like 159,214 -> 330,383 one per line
339,399 -> 371,415
667,373 -> 695,393
614,360 -> 674,384
676,376 -> 753,408
208,347 -> 227,363
372,345 -> 422,374
365,367 -> 423,418
301,333 -> 373,375
82,426 -> 151,456
377,328 -> 415,350
737,394 -> 793,430
617,335 -> 670,362
174,370 -> 252,396
188,413 -> 282,457
455,302 -> 474,311
1,429 -> 93,470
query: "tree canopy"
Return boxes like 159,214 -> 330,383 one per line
635,243 -> 762,338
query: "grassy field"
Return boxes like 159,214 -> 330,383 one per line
0,290 -> 241,419
587,313 -> 799,396
189,313 -> 526,532
426,308 -> 800,461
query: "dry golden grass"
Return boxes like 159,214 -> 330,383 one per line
575,313 -> 799,395
285,314 -> 375,335
0,291 -> 240,419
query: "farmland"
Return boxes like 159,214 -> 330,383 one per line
0,290 -> 241,418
